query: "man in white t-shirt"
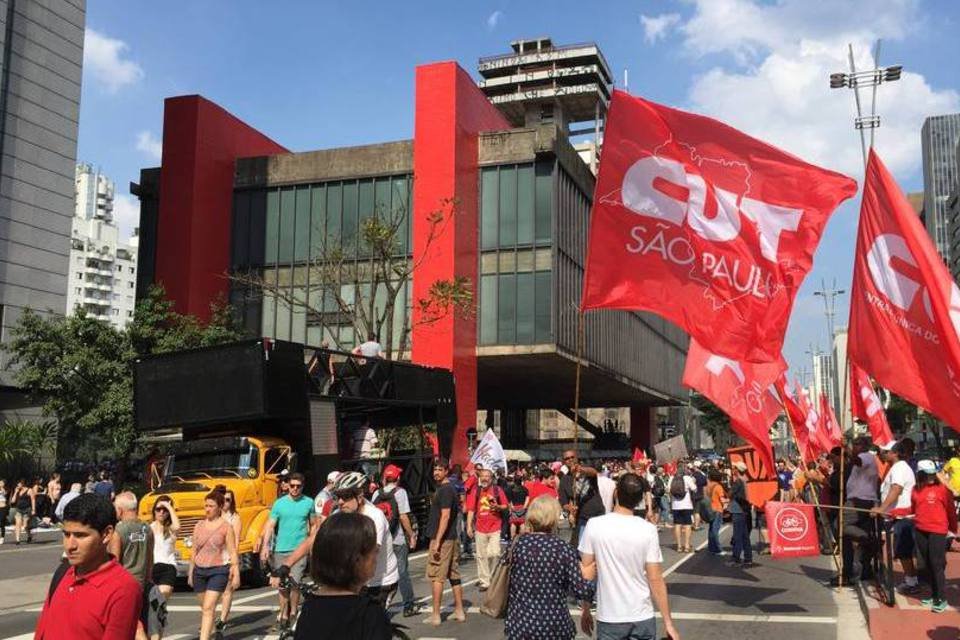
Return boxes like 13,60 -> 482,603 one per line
372,465 -> 421,617
597,474 -> 616,513
580,473 -> 680,640
353,333 -> 385,359
871,440 -> 918,594
669,469 -> 698,553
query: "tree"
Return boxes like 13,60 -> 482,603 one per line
229,196 -> 473,360
5,285 -> 246,469
690,393 -> 733,450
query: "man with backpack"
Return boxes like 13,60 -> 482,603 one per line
372,464 -> 421,617
465,468 -> 509,592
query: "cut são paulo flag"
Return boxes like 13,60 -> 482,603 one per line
849,362 -> 895,447
848,150 -> 960,429
795,384 -> 825,459
774,375 -> 815,463
819,394 -> 843,450
682,338 -> 784,477
581,91 -> 858,363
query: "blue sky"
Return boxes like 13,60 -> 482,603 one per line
79,0 -> 959,381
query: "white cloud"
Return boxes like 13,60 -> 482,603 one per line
675,0 -> 959,181
112,193 -> 140,242
83,28 -> 144,93
640,13 -> 681,44
487,10 -> 503,31
136,131 -> 162,161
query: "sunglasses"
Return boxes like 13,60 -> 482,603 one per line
289,483 -> 303,489
224,497 -> 233,502
563,455 -> 576,461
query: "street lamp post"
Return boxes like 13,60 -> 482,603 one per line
814,278 -> 845,417
828,40 -> 903,168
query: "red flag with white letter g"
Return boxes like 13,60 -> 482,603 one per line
848,150 -> 960,429
582,91 -> 857,363
849,362 -> 894,447
682,338 -> 784,476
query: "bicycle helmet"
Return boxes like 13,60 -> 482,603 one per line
332,471 -> 367,497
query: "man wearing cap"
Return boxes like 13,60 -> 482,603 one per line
314,471 -> 341,523
372,465 -> 421,617
728,462 -> 753,566
871,440 -> 919,594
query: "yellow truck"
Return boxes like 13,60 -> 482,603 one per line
133,338 -> 455,584
138,435 -> 292,585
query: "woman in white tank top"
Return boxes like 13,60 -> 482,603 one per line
149,495 -> 180,600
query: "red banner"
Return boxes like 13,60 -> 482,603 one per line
819,394 -> 843,449
727,446 -> 778,509
684,339 -> 783,477
848,150 -> 960,428
775,376 -> 815,463
849,362 -> 895,447
795,384 -> 826,457
765,501 -> 820,558
581,91 -> 857,363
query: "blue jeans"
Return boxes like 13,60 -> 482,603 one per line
708,511 -> 723,554
659,495 -> 672,524
731,512 -> 751,562
393,542 -> 415,608
597,617 -> 657,640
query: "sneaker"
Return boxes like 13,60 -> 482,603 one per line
402,604 -> 422,618
921,597 -> 936,607
896,582 -> 921,595
932,600 -> 948,613
215,619 -> 226,633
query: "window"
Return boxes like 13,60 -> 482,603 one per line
129,266 -> 134,274
112,309 -> 119,316
76,272 -> 82,279
127,310 -> 133,317
129,282 -> 134,289
75,287 -> 82,294
116,265 -> 122,272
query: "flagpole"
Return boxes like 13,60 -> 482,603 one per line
838,434 -> 846,588
573,311 -> 585,454
775,388 -> 842,575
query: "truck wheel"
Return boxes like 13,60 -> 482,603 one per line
242,553 -> 269,588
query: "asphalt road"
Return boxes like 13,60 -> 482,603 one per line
0,523 -> 852,640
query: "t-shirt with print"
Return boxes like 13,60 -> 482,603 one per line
372,483 -> 410,546
880,460 -> 916,516
465,484 -> 507,534
360,501 -> 399,587
426,481 -> 459,541
269,494 -> 315,553
116,519 -> 154,584
579,512 -> 663,623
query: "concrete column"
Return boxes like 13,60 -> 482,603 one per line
629,406 -> 655,454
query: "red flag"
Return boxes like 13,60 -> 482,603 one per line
848,150 -> 960,428
632,447 -> 648,464
682,338 -> 783,477
795,384 -> 824,458
849,361 -> 895,447
819,394 -> 842,449
775,375 -> 813,462
582,91 -> 857,363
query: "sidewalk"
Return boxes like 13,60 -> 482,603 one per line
860,542 -> 960,640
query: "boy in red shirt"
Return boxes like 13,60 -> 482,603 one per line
912,459 -> 958,613
35,493 -> 142,639
465,468 -> 508,591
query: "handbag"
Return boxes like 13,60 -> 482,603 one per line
480,535 -> 521,618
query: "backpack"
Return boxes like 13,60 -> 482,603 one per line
373,487 -> 401,537
669,474 -> 688,500
651,476 -> 666,498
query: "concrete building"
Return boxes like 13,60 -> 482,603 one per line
813,353 -> 835,414
832,328 -> 852,435
0,0 -> 86,412
948,137 -> 960,283
66,163 -> 138,328
921,114 -> 960,264
133,39 -> 688,463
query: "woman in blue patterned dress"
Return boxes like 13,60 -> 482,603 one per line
506,495 -> 594,640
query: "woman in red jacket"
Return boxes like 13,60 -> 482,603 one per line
912,459 -> 959,613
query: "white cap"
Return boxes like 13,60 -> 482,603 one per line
693,460 -> 702,468
327,471 -> 342,484
917,459 -> 937,474
878,440 -> 897,452
733,461 -> 748,473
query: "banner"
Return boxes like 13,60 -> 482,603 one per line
581,90 -> 857,363
819,394 -> 843,449
684,338 -> 782,477
727,445 -> 778,509
848,150 -> 960,428
765,501 -> 820,558
469,429 -> 507,472
849,362 -> 895,447
653,435 -> 688,465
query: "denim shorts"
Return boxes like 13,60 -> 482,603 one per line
892,518 -> 915,559
597,617 -> 657,640
192,565 -> 230,593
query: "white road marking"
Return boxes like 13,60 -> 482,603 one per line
415,606 -> 836,624
662,524 -> 729,578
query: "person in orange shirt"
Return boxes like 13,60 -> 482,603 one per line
705,470 -> 727,555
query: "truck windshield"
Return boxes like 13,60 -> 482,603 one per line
165,445 -> 259,479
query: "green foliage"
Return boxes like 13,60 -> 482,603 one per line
885,392 -> 919,434
0,418 -> 56,479
691,392 -> 733,450
4,285 -> 246,465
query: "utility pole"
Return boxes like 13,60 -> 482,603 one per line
814,278 -> 845,418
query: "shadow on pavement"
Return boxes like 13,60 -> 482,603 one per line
672,558 -> 762,583
798,563 -> 835,584
927,627 -> 960,640
666,582 -> 787,608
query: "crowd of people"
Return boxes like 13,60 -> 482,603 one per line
24,436 -> 960,639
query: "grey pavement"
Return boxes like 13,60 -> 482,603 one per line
0,522 -> 860,640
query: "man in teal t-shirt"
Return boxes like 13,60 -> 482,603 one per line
258,472 -> 314,629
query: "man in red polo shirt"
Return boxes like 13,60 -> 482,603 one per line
465,468 -> 508,592
35,493 -> 142,640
